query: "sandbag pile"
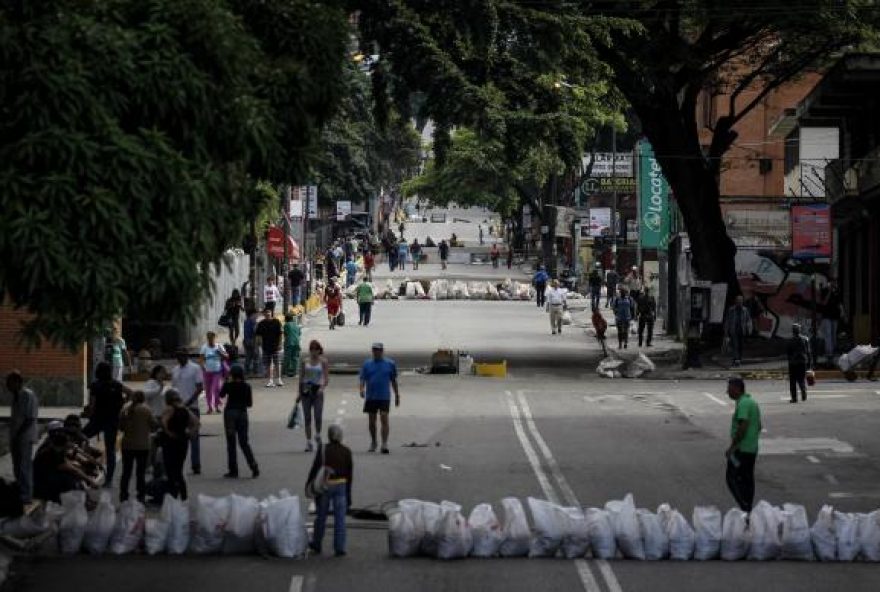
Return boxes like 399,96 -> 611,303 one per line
386,494 -> 880,562
596,353 -> 656,378
423,279 -> 533,301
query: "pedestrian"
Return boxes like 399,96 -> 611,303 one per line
160,389 -> 199,500
283,313 -> 301,378
7,371 -> 38,505
624,266 -> 642,300
325,279 -> 343,330
345,257 -> 358,288
506,246 -> 513,270
787,323 -> 813,403
725,295 -> 753,367
263,276 -> 282,313
255,308 -> 283,387
611,287 -> 635,349
106,327 -> 130,382
223,289 -> 244,346
143,365 -> 168,419
588,266 -> 603,310
363,250 -> 375,281
288,264 -> 305,307
410,239 -> 422,270
325,251 -> 338,280
397,239 -> 409,271
359,343 -> 400,454
84,361 -> 133,485
199,331 -> 228,414
356,277 -> 374,327
605,268 -> 619,307
820,280 -> 843,365
308,424 -> 352,557
438,239 -> 449,270
636,288 -> 657,347
171,348 -> 204,475
479,224 -> 484,245
118,390 -> 156,502
591,306 -> 608,357
219,364 -> 260,478
533,265 -> 549,308
398,221 -> 405,238
387,243 -> 398,272
546,279 -> 567,335
243,308 -> 261,377
725,377 -> 762,512
299,340 -> 329,453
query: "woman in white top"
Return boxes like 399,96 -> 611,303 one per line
199,331 -> 229,414
298,339 -> 329,452
143,365 -> 168,418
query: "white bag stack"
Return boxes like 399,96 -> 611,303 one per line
720,508 -> 750,561
527,498 -> 566,558
499,497 -> 530,557
561,506 -> 591,559
747,501 -> 782,561
585,508 -> 616,559
605,494 -> 645,560
810,505 -> 837,561
83,491 -> 116,555
468,503 -> 503,558
166,495 -> 191,555
189,494 -> 230,554
388,501 -> 422,558
419,501 -> 445,557
857,511 -> 880,562
436,503 -> 472,560
263,494 -> 308,558
223,495 -> 260,554
657,504 -> 694,560
637,509 -> 669,560
781,503 -> 813,561
834,511 -> 860,561
109,499 -> 145,555
692,505 -> 722,560
145,496 -> 173,555
58,491 -> 88,555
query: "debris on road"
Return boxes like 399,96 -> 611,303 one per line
596,353 -> 656,378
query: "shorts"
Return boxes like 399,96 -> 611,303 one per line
363,399 -> 390,414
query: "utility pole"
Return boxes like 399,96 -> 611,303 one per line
611,126 -> 618,271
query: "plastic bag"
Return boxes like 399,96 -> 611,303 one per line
264,494 -> 308,558
84,491 -> 116,555
528,498 -> 566,558
561,311 -> 573,326
469,503 -> 503,558
747,500 -> 782,560
436,505 -> 472,560
166,496 -> 191,555
59,491 -> 88,555
781,503 -> 813,561
561,506 -> 591,559
418,501 -> 445,557
0,511 -> 51,538
605,494 -> 645,560
189,494 -> 230,554
637,509 -> 668,560
223,495 -> 260,554
810,505 -> 836,561
834,511 -> 860,561
658,505 -> 694,560
109,500 -> 145,555
692,505 -> 722,560
499,497 -> 530,557
720,508 -> 750,561
145,496 -> 172,555
858,511 -> 880,562
585,508 -> 616,559
388,504 -> 421,558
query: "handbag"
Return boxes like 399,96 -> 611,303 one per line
336,311 -> 346,326
218,311 -> 232,328
286,400 -> 301,429
305,444 -> 330,499
806,369 -> 816,386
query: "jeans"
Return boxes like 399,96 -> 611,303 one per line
312,482 -> 347,554
301,389 -> 324,435
535,283 -> 547,307
162,439 -> 189,500
616,321 -> 630,348
188,407 -> 201,471
606,284 -> 616,307
413,255 -> 420,270
789,362 -> 807,401
292,286 -> 302,307
83,420 -> 119,484
726,451 -> 757,512
11,438 -> 33,504
120,449 -> 148,502
638,317 -> 655,346
224,409 -> 258,475
590,289 -> 601,310
113,364 -> 125,382
729,332 -> 744,363
229,320 -> 240,345
244,339 -> 261,375
358,302 -> 372,326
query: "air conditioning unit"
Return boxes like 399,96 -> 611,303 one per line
758,158 -> 772,174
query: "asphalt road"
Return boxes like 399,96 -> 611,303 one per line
9,299 -> 880,592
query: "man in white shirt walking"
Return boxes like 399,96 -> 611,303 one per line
263,276 -> 282,314
546,279 -> 568,335
7,371 -> 38,505
171,349 -> 204,475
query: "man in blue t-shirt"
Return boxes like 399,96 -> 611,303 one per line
359,343 -> 400,454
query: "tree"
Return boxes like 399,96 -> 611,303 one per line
0,0 -> 349,347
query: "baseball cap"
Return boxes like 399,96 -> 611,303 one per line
371,342 -> 384,350
47,420 -> 65,432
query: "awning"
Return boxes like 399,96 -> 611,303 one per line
267,226 -> 300,261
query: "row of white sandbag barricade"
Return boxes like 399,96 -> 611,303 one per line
386,494 -> 880,561
344,280 -> 536,301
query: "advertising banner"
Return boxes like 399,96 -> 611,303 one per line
307,186 -> 318,219
791,203 -> 831,259
637,140 -> 670,250
336,200 -> 352,221
588,207 -> 612,237
582,152 -> 634,178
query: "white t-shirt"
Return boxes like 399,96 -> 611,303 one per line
171,361 -> 203,408
143,378 -> 166,417
264,284 -> 281,304
546,287 -> 567,306
200,343 -> 224,373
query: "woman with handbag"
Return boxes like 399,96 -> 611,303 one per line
299,340 -> 329,452
325,279 -> 343,330
223,289 -> 244,346
199,331 -> 228,414
307,424 -> 352,557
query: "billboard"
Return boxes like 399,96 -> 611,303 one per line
336,200 -> 352,221
588,207 -> 612,237
791,203 -> 831,259
637,140 -> 670,250
582,152 -> 634,178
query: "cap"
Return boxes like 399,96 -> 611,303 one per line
48,420 -> 65,432
371,342 -> 384,350
632,266 -> 638,270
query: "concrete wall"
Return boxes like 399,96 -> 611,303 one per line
184,249 -> 250,347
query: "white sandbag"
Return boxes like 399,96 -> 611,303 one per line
810,505 -> 836,561
58,491 -> 88,555
0,511 -> 51,539
405,282 -> 417,299
637,509 -> 668,560
499,497 -> 530,557
561,506 -> 591,559
781,503 -> 813,561
528,498 -> 566,558
858,511 -> 880,562
720,508 -> 750,561
486,283 -> 499,300
83,491 -> 116,555
468,503 -> 503,558
109,500 -> 145,555
387,503 -> 421,558
605,494 -> 645,560
223,494 -> 260,554
418,501 -> 444,557
415,282 -> 426,298
585,508 -> 616,559
657,505 -> 694,560
693,505 -> 722,560
838,344 -> 878,371
166,496 -> 191,555
747,500 -> 782,560
624,353 -> 656,378
264,494 -> 308,558
835,511 -> 860,561
189,494 -> 230,555
436,505 -> 473,560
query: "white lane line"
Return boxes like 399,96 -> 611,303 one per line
779,395 -> 850,401
504,391 -> 559,504
337,408 -> 346,415
806,455 -> 821,464
824,474 -> 839,485
288,575 -> 303,592
702,392 -> 730,407
341,399 -> 348,405
574,560 -> 603,592
597,559 -> 624,592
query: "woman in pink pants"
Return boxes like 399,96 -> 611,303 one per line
199,331 -> 228,414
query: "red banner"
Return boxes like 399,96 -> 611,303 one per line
266,227 -> 300,261
791,204 -> 831,259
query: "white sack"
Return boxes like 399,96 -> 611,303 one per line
835,511 -> 860,561
747,500 -> 782,561
223,494 -> 260,554
166,495 -> 191,555
585,508 -> 616,559
436,505 -> 473,560
810,505 -> 836,561
264,494 -> 308,558
561,506 -> 591,559
58,491 -> 88,555
658,505 -> 694,560
418,501 -> 444,557
499,497 -> 530,557
189,494 -> 230,554
83,491 -> 116,555
781,503 -> 813,561
693,505 -> 722,560
528,497 -> 566,558
388,505 -> 421,558
109,499 -> 145,555
720,508 -> 750,561
637,509 -> 669,560
605,494 -> 645,560
858,511 -> 880,562
468,503 -> 503,558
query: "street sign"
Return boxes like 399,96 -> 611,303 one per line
289,198 -> 303,219
582,152 -> 634,177
307,185 -> 318,219
336,200 -> 351,221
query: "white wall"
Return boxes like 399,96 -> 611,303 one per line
185,249 -> 250,347
785,127 -> 840,198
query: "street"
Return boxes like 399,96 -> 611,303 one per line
9,299 -> 880,592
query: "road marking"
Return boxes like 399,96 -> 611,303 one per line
597,560 -> 624,592
778,395 -> 851,401
337,408 -> 346,415
806,455 -> 821,464
761,437 -> 854,455
702,392 -> 729,407
341,399 -> 348,405
574,560 -> 603,592
504,391 -> 559,504
824,474 -> 839,485
288,575 -> 303,592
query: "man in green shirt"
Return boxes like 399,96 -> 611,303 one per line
356,278 -> 374,327
725,376 -> 762,512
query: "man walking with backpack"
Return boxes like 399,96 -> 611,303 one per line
787,323 -> 813,403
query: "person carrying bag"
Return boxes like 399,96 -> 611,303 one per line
306,425 -> 353,557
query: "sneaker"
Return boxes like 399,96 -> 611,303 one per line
251,467 -> 260,479
369,442 -> 377,453
277,378 -> 284,387
266,381 -> 275,388
223,472 -> 239,479
308,542 -> 321,555
305,441 -> 314,453
192,467 -> 201,475
381,446 -> 390,454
